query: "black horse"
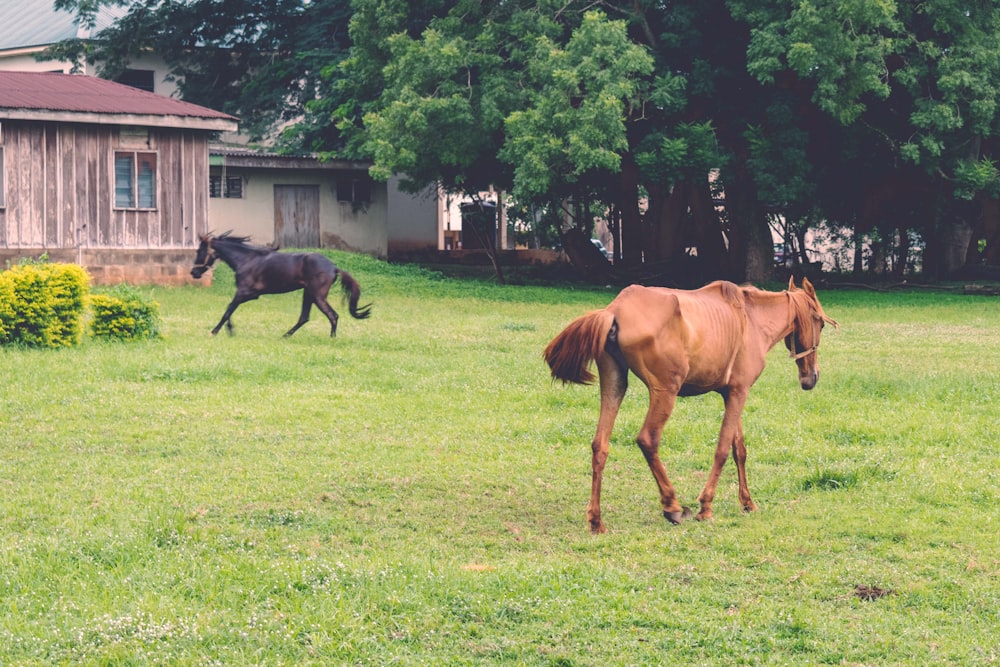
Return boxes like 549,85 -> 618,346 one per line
190,232 -> 371,337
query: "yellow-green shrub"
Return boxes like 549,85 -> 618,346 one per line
89,286 -> 161,341
0,262 -> 90,347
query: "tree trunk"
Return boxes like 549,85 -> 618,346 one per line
935,219 -> 975,276
923,194 -> 976,278
893,225 -> 910,277
977,194 -> 1000,264
617,153 -> 644,267
560,226 -> 614,283
463,200 -> 506,284
853,224 -> 865,275
688,177 -> 731,277
869,232 -> 888,275
724,174 -> 771,283
646,182 -> 687,263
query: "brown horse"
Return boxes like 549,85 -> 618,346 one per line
543,277 -> 837,533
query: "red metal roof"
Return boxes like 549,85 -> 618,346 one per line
0,70 -> 237,123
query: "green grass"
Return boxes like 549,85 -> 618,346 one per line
1,255 -> 998,665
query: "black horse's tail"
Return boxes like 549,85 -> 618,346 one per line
338,270 -> 372,320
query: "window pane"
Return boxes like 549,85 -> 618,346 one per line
354,176 -> 373,203
225,176 -> 242,199
336,176 -> 352,202
210,174 -> 222,198
115,69 -> 155,93
137,153 -> 156,208
114,154 -> 134,208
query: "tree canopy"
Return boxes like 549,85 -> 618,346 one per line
51,0 -> 1000,281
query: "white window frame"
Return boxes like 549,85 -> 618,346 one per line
114,150 -> 158,210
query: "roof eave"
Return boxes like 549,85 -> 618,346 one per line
0,108 -> 238,132
210,153 -> 371,171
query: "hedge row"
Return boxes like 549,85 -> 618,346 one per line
0,261 -> 161,347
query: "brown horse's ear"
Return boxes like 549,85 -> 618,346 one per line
787,276 -> 796,291
802,276 -> 816,296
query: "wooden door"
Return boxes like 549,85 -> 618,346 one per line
274,185 -> 320,248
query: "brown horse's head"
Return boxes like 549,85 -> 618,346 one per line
190,234 -> 217,279
784,276 -> 838,390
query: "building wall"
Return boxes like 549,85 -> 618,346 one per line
1,120 -> 209,250
208,166 -> 390,257
0,49 -> 180,98
0,51 -> 91,74
386,176 -> 439,256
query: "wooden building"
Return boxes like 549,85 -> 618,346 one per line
0,70 -> 237,284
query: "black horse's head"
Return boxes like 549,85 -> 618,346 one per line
190,234 -> 217,279
784,276 -> 838,391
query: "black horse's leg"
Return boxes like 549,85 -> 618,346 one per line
284,290 -> 313,338
212,291 -> 256,336
312,291 -> 340,337
212,297 -> 245,336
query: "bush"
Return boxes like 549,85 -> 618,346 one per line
0,275 -> 13,342
89,285 -> 162,341
0,261 -> 90,348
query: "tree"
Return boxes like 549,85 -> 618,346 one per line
55,0 -> 1000,280
734,0 -> 1000,277
50,0 -> 355,145
354,1 -> 738,281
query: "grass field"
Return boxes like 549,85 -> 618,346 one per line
1,253 -> 997,665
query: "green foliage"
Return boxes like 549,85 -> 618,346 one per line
52,0 -> 1000,277
953,157 -> 1000,200
50,0 -> 355,144
735,0 -> 899,124
635,121 -> 720,186
89,285 -> 162,341
0,262 -> 89,348
499,11 -> 654,202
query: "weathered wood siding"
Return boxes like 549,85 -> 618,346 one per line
1,120 -> 209,249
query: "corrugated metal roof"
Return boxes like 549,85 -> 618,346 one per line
0,0 -> 126,51
208,145 -> 371,171
0,70 -> 237,123
0,0 -> 78,51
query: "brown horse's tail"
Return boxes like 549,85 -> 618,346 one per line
338,269 -> 372,319
543,310 -> 616,385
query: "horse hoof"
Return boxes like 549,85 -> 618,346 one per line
664,506 -> 693,525
589,522 -> 607,535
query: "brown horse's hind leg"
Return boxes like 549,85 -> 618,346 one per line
636,385 -> 692,525
697,387 -> 750,521
587,352 -> 628,534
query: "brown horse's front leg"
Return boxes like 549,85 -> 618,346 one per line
637,388 -> 691,525
636,430 -> 690,524
697,388 -> 749,521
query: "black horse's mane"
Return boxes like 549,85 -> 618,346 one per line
211,231 -> 276,255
